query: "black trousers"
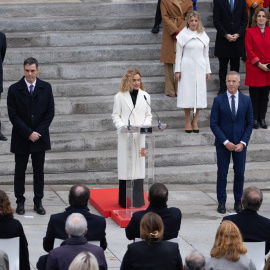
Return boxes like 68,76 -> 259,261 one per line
14,151 -> 45,204
218,57 -> 240,91
249,86 -> 270,120
0,94 -> 1,131
154,0 -> 162,26
119,179 -> 145,208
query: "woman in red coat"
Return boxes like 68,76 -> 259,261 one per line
245,8 -> 270,129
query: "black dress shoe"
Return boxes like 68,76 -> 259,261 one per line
259,119 -> 267,129
253,120 -> 259,129
34,203 -> 46,215
217,89 -> 226,96
151,24 -> 159,34
16,203 -> 25,215
0,132 -> 7,141
234,203 -> 242,214
217,202 -> 226,214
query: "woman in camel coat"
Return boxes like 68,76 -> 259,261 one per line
160,0 -> 193,97
112,69 -> 152,208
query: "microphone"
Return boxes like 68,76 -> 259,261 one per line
144,95 -> 162,130
127,105 -> 135,130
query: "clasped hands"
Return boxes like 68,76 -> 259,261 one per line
225,142 -> 244,152
225,33 -> 240,42
29,132 -> 41,142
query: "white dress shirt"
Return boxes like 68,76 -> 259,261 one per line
24,78 -> 36,94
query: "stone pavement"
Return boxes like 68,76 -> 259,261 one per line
2,181 -> 270,269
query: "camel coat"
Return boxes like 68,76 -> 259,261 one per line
112,89 -> 152,180
160,0 -> 193,64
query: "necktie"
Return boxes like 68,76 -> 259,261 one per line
30,84 -> 34,95
230,0 -> 234,13
231,95 -> 236,118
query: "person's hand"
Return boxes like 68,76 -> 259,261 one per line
235,143 -> 244,152
225,142 -> 236,151
225,34 -> 234,42
29,132 -> 41,142
231,33 -> 240,41
252,2 -> 258,8
175,72 -> 181,81
172,30 -> 181,40
206,74 -> 210,81
258,62 -> 270,72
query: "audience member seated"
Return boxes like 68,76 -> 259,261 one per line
223,186 -> 270,254
43,184 -> 107,252
45,213 -> 107,270
264,254 -> 270,270
122,212 -> 183,270
206,221 -> 256,270
0,190 -> 30,270
0,250 -> 9,270
125,183 -> 181,240
184,250 -> 206,270
69,252 -> 99,270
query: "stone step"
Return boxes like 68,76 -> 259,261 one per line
1,127 -> 269,155
0,143 -> 269,175
2,59 -> 247,81
0,160 -> 268,185
5,28 -> 217,48
0,1 -> 212,19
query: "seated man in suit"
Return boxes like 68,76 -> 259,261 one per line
125,183 -> 181,240
43,184 -> 107,252
223,186 -> 270,254
184,250 -> 206,270
46,213 -> 107,270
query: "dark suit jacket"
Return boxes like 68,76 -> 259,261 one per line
0,32 -> 6,94
7,77 -> 55,154
210,92 -> 253,147
46,237 -> 107,270
122,240 -> 183,270
125,204 -> 181,240
213,0 -> 248,57
43,206 -> 107,252
0,215 -> 30,270
223,209 -> 270,254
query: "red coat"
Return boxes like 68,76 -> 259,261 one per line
245,25 -> 270,87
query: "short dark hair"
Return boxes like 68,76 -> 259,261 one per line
242,186 -> 263,212
69,185 -> 90,207
185,250 -> 206,270
24,57 -> 39,68
148,183 -> 168,206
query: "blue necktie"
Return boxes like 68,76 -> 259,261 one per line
231,95 -> 236,118
230,0 -> 234,13
30,85 -> 34,95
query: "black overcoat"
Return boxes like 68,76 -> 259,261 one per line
0,32 -> 6,94
213,0 -> 248,57
7,77 -> 54,154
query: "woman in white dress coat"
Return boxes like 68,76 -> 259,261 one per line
175,11 -> 211,133
112,69 -> 152,208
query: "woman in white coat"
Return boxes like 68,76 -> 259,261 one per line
175,11 -> 211,133
112,69 -> 152,208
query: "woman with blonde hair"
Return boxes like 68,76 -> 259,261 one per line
121,212 -> 183,270
206,221 -> 256,269
175,11 -> 211,133
112,69 -> 152,208
69,252 -> 99,270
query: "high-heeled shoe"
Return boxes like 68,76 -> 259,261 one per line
191,120 -> 199,133
185,123 -> 192,133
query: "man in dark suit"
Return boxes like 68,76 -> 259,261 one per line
210,71 -> 253,214
43,184 -> 107,252
45,213 -> 107,270
223,186 -> 270,254
213,0 -> 248,95
0,32 -> 7,141
7,57 -> 54,215
125,183 -> 181,240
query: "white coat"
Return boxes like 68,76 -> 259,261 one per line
175,27 -> 211,112
112,89 -> 152,180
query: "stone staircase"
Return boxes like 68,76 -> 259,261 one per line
0,0 -> 269,185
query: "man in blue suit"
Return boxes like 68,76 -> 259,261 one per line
210,71 -> 253,214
